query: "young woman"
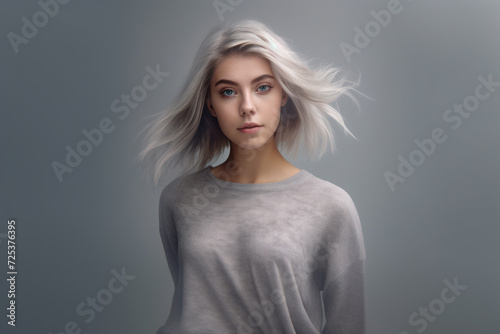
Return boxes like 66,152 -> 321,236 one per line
139,19 -> 366,334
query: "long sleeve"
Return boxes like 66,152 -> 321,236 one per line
321,188 -> 367,334
321,258 -> 366,333
158,183 -> 179,289
156,182 -> 182,334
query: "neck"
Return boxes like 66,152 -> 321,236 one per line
216,137 -> 296,184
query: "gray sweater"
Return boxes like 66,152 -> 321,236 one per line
156,166 -> 366,334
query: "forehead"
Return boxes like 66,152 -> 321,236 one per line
211,53 -> 273,84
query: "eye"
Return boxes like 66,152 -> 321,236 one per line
220,88 -> 236,97
257,84 -> 272,92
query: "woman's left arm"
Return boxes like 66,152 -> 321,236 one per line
321,187 -> 367,334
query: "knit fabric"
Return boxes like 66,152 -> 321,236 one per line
156,166 -> 366,334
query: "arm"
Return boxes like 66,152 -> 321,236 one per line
321,258 -> 366,334
159,182 -> 179,288
321,187 -> 367,334
156,184 -> 181,334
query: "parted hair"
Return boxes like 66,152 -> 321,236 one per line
138,19 -> 360,186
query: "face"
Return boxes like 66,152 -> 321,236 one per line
206,53 -> 288,151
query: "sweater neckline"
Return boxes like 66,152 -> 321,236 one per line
203,165 -> 310,191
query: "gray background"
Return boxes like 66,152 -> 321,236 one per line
1,0 -> 499,333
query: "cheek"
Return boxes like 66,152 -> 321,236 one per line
270,111 -> 281,130
266,101 -> 282,125
214,106 -> 237,129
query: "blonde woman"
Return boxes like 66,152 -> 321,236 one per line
139,19 -> 366,334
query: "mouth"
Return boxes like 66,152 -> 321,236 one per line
237,122 -> 263,130
238,125 -> 262,129
238,125 -> 262,134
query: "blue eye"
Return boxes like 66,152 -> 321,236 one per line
220,89 -> 235,97
258,84 -> 271,92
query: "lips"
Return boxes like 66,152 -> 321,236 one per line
237,123 -> 262,134
237,122 -> 262,130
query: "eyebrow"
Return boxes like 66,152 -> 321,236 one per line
214,74 -> 275,87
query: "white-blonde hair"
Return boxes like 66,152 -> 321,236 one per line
138,19 -> 360,186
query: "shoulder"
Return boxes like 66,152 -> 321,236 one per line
305,172 -> 358,212
159,167 -> 207,206
305,172 -> 362,239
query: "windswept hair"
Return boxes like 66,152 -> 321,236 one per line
138,19 -> 360,186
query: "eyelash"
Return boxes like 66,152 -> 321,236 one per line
219,84 -> 273,97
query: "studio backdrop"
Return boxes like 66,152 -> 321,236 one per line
1,0 -> 499,333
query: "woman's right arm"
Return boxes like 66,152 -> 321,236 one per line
159,183 -> 179,287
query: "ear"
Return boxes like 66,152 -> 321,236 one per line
281,90 -> 288,107
206,94 -> 216,117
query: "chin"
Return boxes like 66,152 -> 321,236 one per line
233,139 -> 267,151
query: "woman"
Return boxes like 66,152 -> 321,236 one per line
139,19 -> 366,334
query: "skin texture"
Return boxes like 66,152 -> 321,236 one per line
206,53 -> 301,183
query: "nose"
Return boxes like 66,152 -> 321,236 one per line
239,90 -> 255,116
